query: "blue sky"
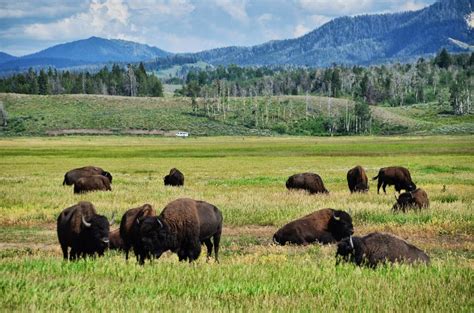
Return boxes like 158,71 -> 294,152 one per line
0,0 -> 436,56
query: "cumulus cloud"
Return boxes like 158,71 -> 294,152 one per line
214,0 -> 249,23
127,0 -> 195,17
23,0 -> 131,40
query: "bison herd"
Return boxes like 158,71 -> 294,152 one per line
57,164 -> 431,268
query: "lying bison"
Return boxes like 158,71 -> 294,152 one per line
139,198 -> 223,263
108,229 -> 124,251
336,232 -> 430,267
119,204 -> 156,263
63,166 -> 112,186
57,201 -> 114,260
286,173 -> 329,194
273,208 -> 353,245
393,188 -> 429,212
347,165 -> 369,193
74,175 -> 112,194
373,166 -> 416,194
164,168 -> 184,187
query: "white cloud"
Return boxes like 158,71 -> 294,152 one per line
23,0 -> 130,40
309,14 -> 331,27
257,13 -> 273,24
293,24 -> 310,37
467,12 -> 474,29
0,1 -> 84,18
298,0 -> 374,16
127,0 -> 195,17
394,1 -> 429,12
214,0 -> 249,23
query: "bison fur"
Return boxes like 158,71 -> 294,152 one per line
286,173 -> 329,194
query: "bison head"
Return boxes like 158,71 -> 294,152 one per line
336,236 -> 363,265
392,192 -> 414,212
354,182 -> 369,193
139,217 -> 169,259
328,210 -> 354,241
102,171 -> 113,183
407,182 -> 417,192
81,214 -> 111,254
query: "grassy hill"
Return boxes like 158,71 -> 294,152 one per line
0,93 -> 472,136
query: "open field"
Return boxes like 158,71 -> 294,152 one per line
0,136 -> 473,311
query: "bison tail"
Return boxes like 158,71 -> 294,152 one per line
372,174 -> 379,180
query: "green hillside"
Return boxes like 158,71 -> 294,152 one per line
0,93 -> 472,136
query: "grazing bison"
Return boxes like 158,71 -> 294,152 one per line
373,166 -> 416,194
336,232 -> 430,267
63,166 -> 112,186
273,208 -> 353,245
347,165 -> 369,193
139,198 -> 223,264
286,173 -> 329,194
74,175 -> 112,194
164,168 -> 184,187
392,188 -> 429,212
108,229 -> 124,251
119,204 -> 156,263
57,201 -> 114,260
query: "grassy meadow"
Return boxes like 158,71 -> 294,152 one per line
0,135 -> 473,311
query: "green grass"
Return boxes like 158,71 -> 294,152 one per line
0,136 -> 472,311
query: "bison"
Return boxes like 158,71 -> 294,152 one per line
336,232 -> 430,267
108,228 -> 124,251
119,204 -> 157,263
286,173 -> 329,194
392,188 -> 429,212
138,198 -> 223,264
63,166 -> 112,186
273,208 -> 353,245
164,168 -> 184,187
57,201 -> 114,260
373,166 -> 416,194
347,165 -> 369,193
74,175 -> 112,194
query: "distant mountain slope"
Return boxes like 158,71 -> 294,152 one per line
190,0 -> 473,66
0,52 -> 17,64
0,37 -> 171,73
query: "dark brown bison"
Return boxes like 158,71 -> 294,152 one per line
119,204 -> 156,263
63,166 -> 112,186
73,175 -> 112,194
108,228 -> 124,250
164,168 -> 184,186
286,173 -> 329,194
273,208 -> 353,245
373,166 -> 416,194
138,198 -> 223,263
392,188 -> 429,212
336,232 -> 430,267
347,165 -> 369,193
57,201 -> 114,260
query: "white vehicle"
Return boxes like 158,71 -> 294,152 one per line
176,131 -> 189,138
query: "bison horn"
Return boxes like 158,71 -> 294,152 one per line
82,216 -> 92,227
156,217 -> 163,228
333,214 -> 341,221
349,236 -> 354,249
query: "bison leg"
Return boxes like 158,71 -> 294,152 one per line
187,241 -> 202,262
203,239 -> 213,261
177,249 -> 188,262
213,232 -> 221,263
377,180 -> 382,194
60,244 -> 69,260
382,182 -> 387,194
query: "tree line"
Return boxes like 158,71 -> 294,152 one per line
0,63 -> 163,97
177,50 -> 473,116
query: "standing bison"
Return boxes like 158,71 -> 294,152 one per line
373,166 -> 416,194
63,166 -> 112,186
273,208 -> 353,245
336,232 -> 430,267
164,168 -> 184,187
138,198 -> 223,263
286,173 -> 329,194
57,201 -> 114,260
74,175 -> 112,194
347,165 -> 369,193
119,204 -> 157,263
392,188 -> 429,212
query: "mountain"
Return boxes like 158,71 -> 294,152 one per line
189,0 -> 473,66
0,37 -> 171,73
0,52 -> 17,64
